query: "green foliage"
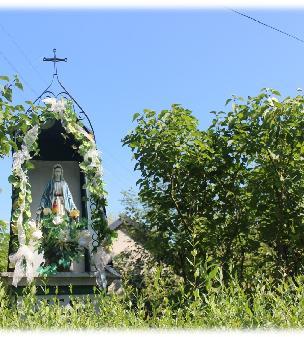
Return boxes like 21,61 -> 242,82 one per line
38,213 -> 87,275
0,75 -> 114,269
0,75 -> 40,256
123,105 -> 210,284
0,75 -> 37,158
45,101 -> 113,248
1,267 -> 304,328
0,220 -> 8,272
122,91 -> 304,285
211,90 -> 304,279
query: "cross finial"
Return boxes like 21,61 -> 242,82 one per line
43,48 -> 67,76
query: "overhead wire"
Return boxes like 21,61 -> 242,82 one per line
2,8 -> 304,216
229,8 -> 304,44
108,9 -> 304,207
0,21 -> 43,97
0,24 -> 131,185
102,149 -> 137,181
0,26 -> 134,195
0,49 -> 38,97
0,22 -> 48,86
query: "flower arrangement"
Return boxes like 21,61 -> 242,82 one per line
8,97 -> 116,286
41,98 -> 115,248
38,210 -> 90,276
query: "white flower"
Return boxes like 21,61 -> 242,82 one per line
268,150 -> 279,161
42,97 -> 56,106
54,98 -> 67,114
267,97 -> 278,106
88,161 -> 100,170
75,124 -> 95,143
93,246 -> 112,271
28,220 -> 37,230
60,230 -> 70,242
31,229 -> 42,240
13,145 -> 31,174
12,126 -> 38,177
42,97 -> 67,115
78,230 -> 92,247
9,244 -> 36,286
53,215 -> 63,225
96,166 -> 103,176
24,125 -> 39,149
91,176 -> 101,186
84,148 -> 100,164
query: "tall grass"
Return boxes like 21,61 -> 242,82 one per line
1,268 -> 304,329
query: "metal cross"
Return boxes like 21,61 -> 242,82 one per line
43,48 -> 67,76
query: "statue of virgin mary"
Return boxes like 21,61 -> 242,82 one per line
38,164 -> 77,217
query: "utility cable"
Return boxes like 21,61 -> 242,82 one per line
229,8 -> 304,44
0,49 -> 38,97
0,23 -> 48,86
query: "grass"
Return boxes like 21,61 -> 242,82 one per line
0,233 -> 302,329
0,271 -> 304,329
0,233 -> 8,272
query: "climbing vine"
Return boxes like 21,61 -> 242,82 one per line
1,75 -> 115,285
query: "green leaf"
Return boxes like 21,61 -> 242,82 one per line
2,86 -> 12,102
191,249 -> 197,257
208,266 -> 219,280
24,161 -> 35,170
15,81 -> 23,90
225,98 -> 232,106
8,175 -> 17,184
271,89 -> 281,96
0,220 -> 7,230
132,112 -> 140,122
0,76 -> 9,82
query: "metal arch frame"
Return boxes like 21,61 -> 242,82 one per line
30,75 -> 102,249
26,73 -> 96,141
25,51 -> 106,252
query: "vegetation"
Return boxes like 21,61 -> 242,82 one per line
0,75 -> 38,157
123,90 -> 304,286
0,220 -> 8,272
2,74 -> 304,328
0,76 -> 114,286
38,211 -> 88,275
1,265 -> 304,329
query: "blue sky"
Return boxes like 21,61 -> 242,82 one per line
1,9 -> 304,222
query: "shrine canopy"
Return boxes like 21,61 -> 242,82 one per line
6,49 -> 116,288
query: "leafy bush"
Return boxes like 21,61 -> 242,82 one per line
0,220 -> 8,272
122,90 -> 304,285
1,265 -> 304,328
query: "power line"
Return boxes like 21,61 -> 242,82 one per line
0,23 -> 48,86
229,8 -> 304,44
0,49 -> 38,97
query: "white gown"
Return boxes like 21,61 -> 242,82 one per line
52,181 -> 66,216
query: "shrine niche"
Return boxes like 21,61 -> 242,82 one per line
2,50 -> 119,299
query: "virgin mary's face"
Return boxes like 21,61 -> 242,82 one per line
54,168 -> 62,181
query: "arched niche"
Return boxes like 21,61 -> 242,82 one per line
8,119 -> 91,272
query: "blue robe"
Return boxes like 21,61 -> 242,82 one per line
40,179 -> 77,212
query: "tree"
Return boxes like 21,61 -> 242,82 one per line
122,105 -> 238,284
218,90 -> 304,278
123,90 -> 304,285
0,75 -> 39,158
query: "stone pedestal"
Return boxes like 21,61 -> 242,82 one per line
0,269 -> 121,306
